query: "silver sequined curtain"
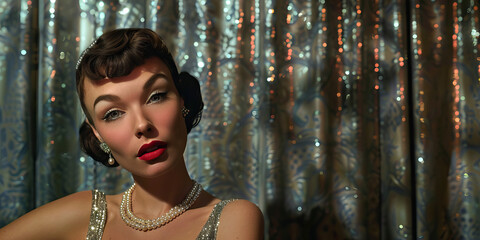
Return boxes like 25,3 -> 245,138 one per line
0,1 -> 479,239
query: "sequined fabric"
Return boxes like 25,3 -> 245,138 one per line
85,192 -> 234,240
86,190 -> 107,240
1,1 -> 480,239
195,199 -> 236,240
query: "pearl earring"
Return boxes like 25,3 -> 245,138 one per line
100,142 -> 115,166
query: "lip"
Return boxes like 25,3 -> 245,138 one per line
137,140 -> 167,161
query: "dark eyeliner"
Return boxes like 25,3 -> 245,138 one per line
102,109 -> 122,121
147,90 -> 167,104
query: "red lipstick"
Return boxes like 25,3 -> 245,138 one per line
137,141 -> 167,161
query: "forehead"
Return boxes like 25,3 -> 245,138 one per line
82,57 -> 173,108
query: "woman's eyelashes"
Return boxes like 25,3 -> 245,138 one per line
147,90 -> 167,104
102,109 -> 124,122
100,91 -> 167,122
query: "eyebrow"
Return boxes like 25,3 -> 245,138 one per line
93,73 -> 170,108
143,73 -> 169,91
93,94 -> 121,108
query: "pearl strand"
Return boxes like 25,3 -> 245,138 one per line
120,181 -> 202,231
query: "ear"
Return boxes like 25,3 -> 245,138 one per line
86,118 -> 104,142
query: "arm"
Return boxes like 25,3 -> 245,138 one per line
0,190 -> 92,240
217,199 -> 264,240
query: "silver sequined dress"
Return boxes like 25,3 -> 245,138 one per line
85,189 -> 235,240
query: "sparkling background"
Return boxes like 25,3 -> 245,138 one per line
0,0 -> 480,239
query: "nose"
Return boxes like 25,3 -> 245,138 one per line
135,111 -> 154,138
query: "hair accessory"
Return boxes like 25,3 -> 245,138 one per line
76,39 -> 97,70
120,180 -> 202,231
100,142 -> 115,165
181,106 -> 190,117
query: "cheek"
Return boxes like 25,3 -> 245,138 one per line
92,114 -> 137,156
152,106 -> 186,136
98,121 -> 135,151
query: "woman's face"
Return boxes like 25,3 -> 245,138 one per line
83,57 -> 187,178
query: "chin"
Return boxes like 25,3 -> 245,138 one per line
133,156 -> 184,179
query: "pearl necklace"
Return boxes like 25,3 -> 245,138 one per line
120,181 -> 202,231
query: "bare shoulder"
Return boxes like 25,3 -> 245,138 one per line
217,199 -> 264,240
0,190 -> 94,240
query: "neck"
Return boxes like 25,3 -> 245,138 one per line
129,161 -> 195,218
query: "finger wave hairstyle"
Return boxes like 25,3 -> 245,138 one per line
76,28 -> 204,167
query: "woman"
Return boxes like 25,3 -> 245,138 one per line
0,28 -> 264,239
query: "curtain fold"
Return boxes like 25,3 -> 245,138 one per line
0,1 -> 479,239
0,0 -> 36,227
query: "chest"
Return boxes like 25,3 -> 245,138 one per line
102,204 -> 212,240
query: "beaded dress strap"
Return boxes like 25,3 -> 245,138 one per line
86,189 -> 107,240
196,199 -> 236,240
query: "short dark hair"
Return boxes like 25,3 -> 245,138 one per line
76,28 -> 203,167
